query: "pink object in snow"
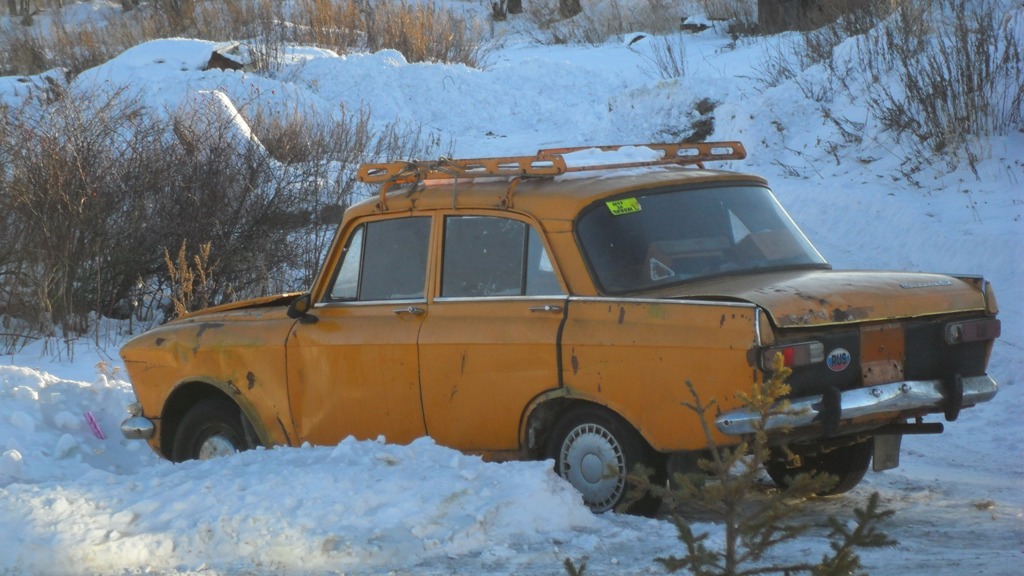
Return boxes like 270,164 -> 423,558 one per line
84,411 -> 106,440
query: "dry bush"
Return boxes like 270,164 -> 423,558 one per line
0,2 -> 213,76
0,76 -> 445,346
349,0 -> 487,65
526,0 -> 682,45
857,0 -> 1023,175
0,83 -> 170,337
692,0 -> 753,22
244,99 -> 449,286
799,0 -> 892,65
2,0 -> 486,77
693,0 -> 756,35
752,0 -> 892,90
217,0 -> 488,68
633,32 -> 688,80
753,0 -> 1021,177
0,13 -> 123,76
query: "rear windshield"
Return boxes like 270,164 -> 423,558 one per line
576,185 -> 828,294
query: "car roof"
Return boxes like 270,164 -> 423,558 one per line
346,142 -> 768,223
346,167 -> 767,222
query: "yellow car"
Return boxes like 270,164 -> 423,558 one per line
120,142 -> 1000,513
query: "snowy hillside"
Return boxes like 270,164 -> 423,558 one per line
1,1 -> 1021,574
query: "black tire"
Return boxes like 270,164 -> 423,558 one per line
766,439 -> 873,496
171,398 -> 250,462
546,406 -> 661,515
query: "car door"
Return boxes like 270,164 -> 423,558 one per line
418,213 -> 567,452
285,216 -> 432,446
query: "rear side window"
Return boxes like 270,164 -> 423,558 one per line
441,216 -> 562,297
328,217 -> 431,301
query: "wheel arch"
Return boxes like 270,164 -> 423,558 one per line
159,379 -> 263,458
521,393 -> 656,459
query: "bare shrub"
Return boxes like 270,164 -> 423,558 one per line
0,75 -> 445,348
2,0 -> 486,77
526,0 -> 682,45
752,36 -> 800,89
857,0 -> 1024,174
356,0 -> 487,65
288,0 -> 364,56
0,12 -> 124,76
153,0 -> 198,32
244,99 -> 450,286
0,83 -> 171,337
694,0 -> 756,35
752,0 -> 892,91
633,32 -> 687,80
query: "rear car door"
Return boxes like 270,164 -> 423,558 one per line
418,214 -> 567,452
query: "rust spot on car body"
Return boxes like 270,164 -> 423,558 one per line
832,306 -> 871,322
191,322 -> 225,355
246,371 -> 256,390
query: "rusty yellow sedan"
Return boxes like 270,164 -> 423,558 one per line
120,142 -> 1000,513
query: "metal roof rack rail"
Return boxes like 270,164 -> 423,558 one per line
357,141 -> 746,210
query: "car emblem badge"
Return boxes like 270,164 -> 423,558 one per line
826,348 -> 851,372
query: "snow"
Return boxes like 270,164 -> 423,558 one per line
1,1 -> 1022,574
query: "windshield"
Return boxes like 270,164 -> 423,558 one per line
577,185 -> 828,294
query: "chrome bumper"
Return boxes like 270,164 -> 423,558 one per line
715,375 -> 998,436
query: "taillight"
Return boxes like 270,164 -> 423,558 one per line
944,317 -> 1001,345
760,341 -> 824,370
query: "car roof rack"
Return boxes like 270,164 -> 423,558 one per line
357,141 -> 745,211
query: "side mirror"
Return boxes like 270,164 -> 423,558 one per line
286,294 -> 313,319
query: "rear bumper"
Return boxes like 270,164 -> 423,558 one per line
714,374 -> 998,436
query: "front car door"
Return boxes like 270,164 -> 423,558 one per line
285,216 -> 431,446
418,213 -> 567,453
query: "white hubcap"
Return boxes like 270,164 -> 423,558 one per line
559,423 -> 626,512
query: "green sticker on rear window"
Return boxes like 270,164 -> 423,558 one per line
606,198 -> 641,216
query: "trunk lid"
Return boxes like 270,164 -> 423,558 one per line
651,269 -> 986,328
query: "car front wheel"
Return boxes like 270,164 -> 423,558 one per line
766,439 -> 873,495
547,406 -> 660,515
171,398 -> 250,462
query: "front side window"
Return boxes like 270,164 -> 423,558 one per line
576,185 -> 828,294
441,216 -> 563,298
328,217 -> 431,301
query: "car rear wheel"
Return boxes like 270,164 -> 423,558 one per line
546,406 -> 661,515
766,439 -> 873,495
172,398 -> 250,462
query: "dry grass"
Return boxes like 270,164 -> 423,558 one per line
1,0 -> 487,76
525,0 -> 682,45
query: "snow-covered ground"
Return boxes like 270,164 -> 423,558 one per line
1,1 -> 1022,574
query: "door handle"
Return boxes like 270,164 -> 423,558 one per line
393,306 -> 425,316
529,305 -> 563,313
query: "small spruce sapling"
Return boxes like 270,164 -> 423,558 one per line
623,353 -> 896,575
